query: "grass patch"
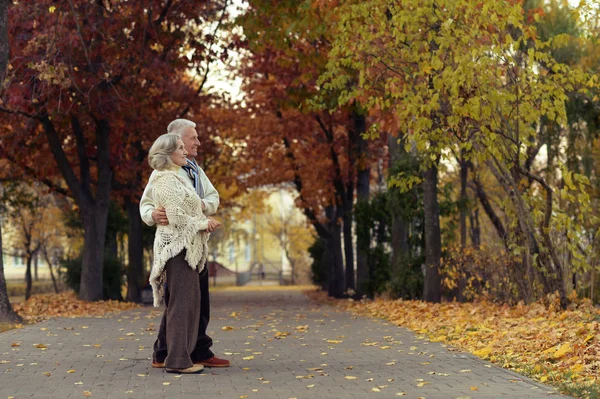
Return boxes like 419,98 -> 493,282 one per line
6,280 -> 65,297
559,381 -> 600,399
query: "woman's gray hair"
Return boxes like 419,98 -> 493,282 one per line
167,119 -> 196,136
148,133 -> 181,171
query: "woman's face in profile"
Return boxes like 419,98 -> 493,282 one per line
170,139 -> 188,167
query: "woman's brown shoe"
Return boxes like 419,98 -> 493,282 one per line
165,365 -> 204,374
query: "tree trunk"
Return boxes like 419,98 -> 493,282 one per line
459,152 -> 468,249
326,205 -> 345,298
24,255 -> 33,300
0,1 -> 20,323
473,175 -> 508,249
79,201 -> 109,301
126,199 -> 144,303
42,116 -> 112,301
354,110 -> 370,296
468,205 -> 480,249
0,221 -> 22,323
388,134 -> 410,279
34,252 -> 39,282
343,184 -> 354,291
422,162 -> 442,303
42,247 -> 59,293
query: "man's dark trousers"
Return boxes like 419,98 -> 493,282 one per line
153,266 -> 214,363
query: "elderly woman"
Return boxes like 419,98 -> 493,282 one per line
146,133 -> 210,374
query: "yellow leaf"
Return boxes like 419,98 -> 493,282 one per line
326,340 -> 343,344
345,376 -> 357,380
35,344 -> 47,349
162,382 -> 170,386
222,326 -> 234,331
470,386 -> 478,391
67,369 -> 76,373
83,391 -> 92,397
416,382 -> 430,387
473,347 -> 492,358
570,364 -> 583,374
552,342 -> 572,359
372,387 -> 381,392
242,356 -> 254,360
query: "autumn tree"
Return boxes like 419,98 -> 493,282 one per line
233,0 -> 384,297
259,192 -> 315,285
320,0 -> 598,305
0,0 -> 230,301
0,0 -> 22,323
1,182 -> 66,300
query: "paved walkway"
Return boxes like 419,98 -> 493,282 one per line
0,288 -> 568,398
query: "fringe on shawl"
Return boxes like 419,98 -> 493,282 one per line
149,231 -> 209,307
148,171 -> 211,307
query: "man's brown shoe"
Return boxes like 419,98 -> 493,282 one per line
196,356 -> 230,368
151,361 -> 165,368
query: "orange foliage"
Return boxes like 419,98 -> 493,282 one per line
13,292 -> 139,322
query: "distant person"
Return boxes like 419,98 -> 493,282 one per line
140,119 -> 230,370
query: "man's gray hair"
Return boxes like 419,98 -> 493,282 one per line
148,133 -> 180,171
167,119 -> 196,136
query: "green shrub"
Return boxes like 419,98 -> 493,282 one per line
59,255 -> 124,300
308,237 -> 328,290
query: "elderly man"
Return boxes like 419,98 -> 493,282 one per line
140,118 -> 230,369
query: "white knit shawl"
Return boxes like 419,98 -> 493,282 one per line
148,170 -> 210,307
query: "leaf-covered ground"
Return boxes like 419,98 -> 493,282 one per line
11,292 -> 139,323
307,290 -> 600,399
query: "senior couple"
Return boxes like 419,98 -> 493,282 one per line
140,119 -> 230,374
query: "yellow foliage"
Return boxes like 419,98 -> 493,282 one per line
472,347 -> 493,359
551,342 -> 572,359
307,290 -> 600,391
